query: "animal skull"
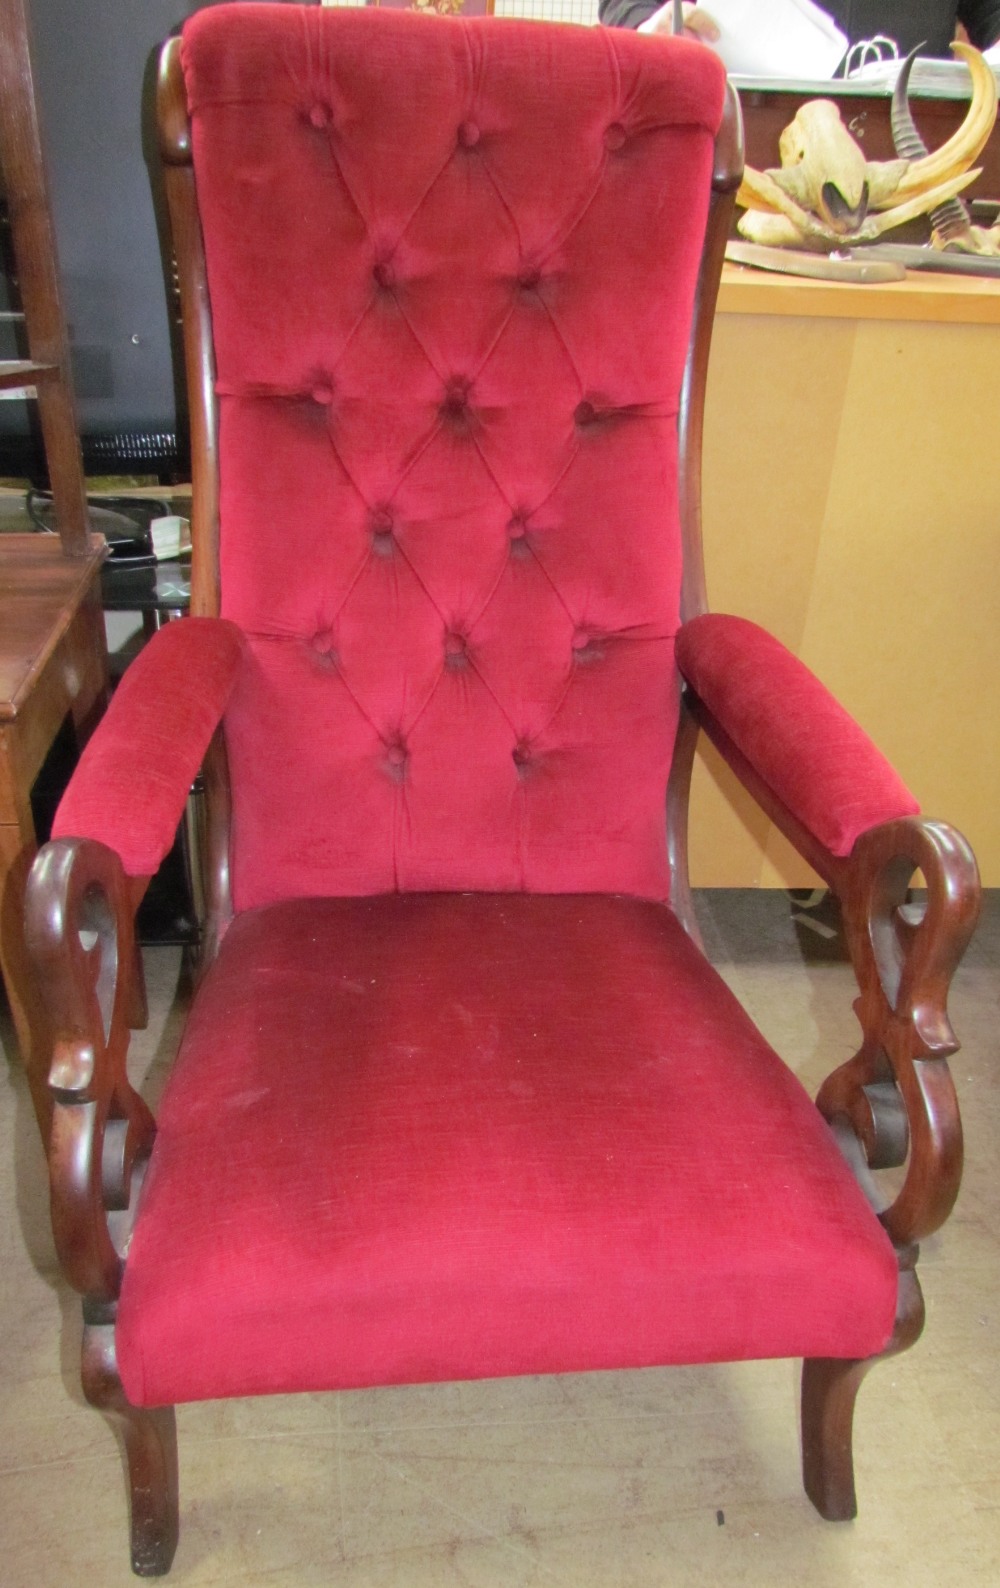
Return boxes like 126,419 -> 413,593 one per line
736,43 -> 998,251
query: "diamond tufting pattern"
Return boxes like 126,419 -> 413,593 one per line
181,6 -> 727,909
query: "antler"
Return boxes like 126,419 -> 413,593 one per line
890,43 -> 1000,254
885,43 -> 997,205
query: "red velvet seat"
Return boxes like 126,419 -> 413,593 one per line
117,894 -> 896,1407
21,6 -> 978,1577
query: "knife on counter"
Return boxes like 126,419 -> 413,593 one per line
843,243 -> 1000,278
725,241 -> 906,283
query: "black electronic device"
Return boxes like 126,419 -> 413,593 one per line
0,0 -> 325,485
0,0 -> 214,484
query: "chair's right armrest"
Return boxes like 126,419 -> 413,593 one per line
675,613 -> 981,1254
53,617 -> 245,880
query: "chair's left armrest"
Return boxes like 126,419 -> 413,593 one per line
675,613 -> 919,869
675,612 -> 981,1253
53,616 -> 245,880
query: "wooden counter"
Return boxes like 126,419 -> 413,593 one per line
693,264 -> 1000,886
718,263 -> 1000,324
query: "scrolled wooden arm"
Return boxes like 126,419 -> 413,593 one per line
674,690 -> 980,1255
25,837 -> 157,1306
819,816 -> 980,1252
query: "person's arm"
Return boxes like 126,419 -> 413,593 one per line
598,0 -> 660,27
599,0 -> 720,42
958,0 -> 1000,47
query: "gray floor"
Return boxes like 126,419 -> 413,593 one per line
2,889 -> 997,1587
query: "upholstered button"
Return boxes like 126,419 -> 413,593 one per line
516,265 -> 542,292
458,120 -> 481,149
308,104 -> 331,129
573,629 -> 603,664
507,512 -> 531,559
370,506 -> 395,555
574,399 -> 598,428
384,741 -> 408,781
507,511 -> 528,539
312,628 -> 337,658
440,378 -> 473,430
443,377 -> 469,407
373,258 -> 395,290
311,383 -> 334,406
512,742 -> 533,774
444,632 -> 469,669
604,122 -> 627,152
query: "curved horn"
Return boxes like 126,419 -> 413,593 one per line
891,43 -> 997,199
891,47 -> 930,159
892,45 -> 973,241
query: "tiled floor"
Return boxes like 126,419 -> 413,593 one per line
1,891 -> 997,1586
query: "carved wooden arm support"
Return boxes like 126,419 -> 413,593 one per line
675,619 -> 981,1256
25,837 -> 156,1308
819,817 -> 979,1251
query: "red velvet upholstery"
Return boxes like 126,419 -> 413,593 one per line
181,6 -> 728,909
676,614 -> 920,857
116,894 -> 897,1407
52,618 -> 245,877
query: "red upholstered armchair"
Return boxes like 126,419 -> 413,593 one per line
23,6 -> 979,1576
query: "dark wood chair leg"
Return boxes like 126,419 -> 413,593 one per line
802,1266 -> 924,1521
82,1317 -> 179,1576
801,1354 -> 873,1519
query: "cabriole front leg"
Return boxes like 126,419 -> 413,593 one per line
25,837 -> 177,1575
83,1311 -> 179,1575
802,1265 -> 924,1520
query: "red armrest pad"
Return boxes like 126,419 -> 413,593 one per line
53,617 -> 245,877
675,614 -> 919,858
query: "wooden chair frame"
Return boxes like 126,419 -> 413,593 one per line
21,38 -> 980,1578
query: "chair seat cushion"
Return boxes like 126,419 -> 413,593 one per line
117,894 -> 898,1407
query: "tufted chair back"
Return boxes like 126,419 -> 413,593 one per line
177,4 -> 731,911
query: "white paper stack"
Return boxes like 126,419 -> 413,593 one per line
849,44 -> 1000,97
706,0 -> 847,79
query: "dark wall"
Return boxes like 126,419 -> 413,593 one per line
4,2 -> 323,469
1,0 -> 208,455
3,2 -> 321,472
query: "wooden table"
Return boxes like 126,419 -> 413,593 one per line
692,265 -> 1000,887
0,533 -> 107,1135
